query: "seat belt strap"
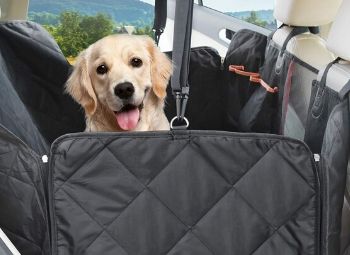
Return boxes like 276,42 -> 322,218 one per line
170,0 -> 194,129
153,0 -> 167,45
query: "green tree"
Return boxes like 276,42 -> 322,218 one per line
244,11 -> 268,28
42,11 -> 156,58
44,11 -> 115,57
42,24 -> 57,35
133,25 -> 154,38
55,11 -> 86,57
80,13 -> 115,46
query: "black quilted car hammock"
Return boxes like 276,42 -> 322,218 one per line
0,0 -> 349,255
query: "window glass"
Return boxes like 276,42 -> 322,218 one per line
202,0 -> 276,30
28,0 -> 155,60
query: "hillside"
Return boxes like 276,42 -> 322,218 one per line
28,0 -> 154,26
29,1 -> 275,29
227,10 -> 274,23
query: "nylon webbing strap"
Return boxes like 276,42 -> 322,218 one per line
280,26 -> 309,53
268,25 -> 319,42
319,57 -> 341,90
153,0 -> 167,45
275,26 -> 310,72
170,0 -> 194,129
311,58 -> 341,117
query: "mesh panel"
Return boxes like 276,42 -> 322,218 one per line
283,61 -> 318,140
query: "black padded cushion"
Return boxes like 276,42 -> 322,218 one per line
0,21 -> 85,155
0,124 -> 50,255
50,131 -> 319,255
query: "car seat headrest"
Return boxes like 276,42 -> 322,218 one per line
274,0 -> 342,27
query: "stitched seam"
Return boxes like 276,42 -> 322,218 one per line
0,170 -> 48,225
0,146 -> 39,188
190,140 -> 233,185
63,139 -> 190,253
230,142 -> 279,188
52,133 -> 310,149
54,145 -> 108,194
99,138 -> 190,187
146,188 -> 217,255
79,181 -> 145,253
162,229 -> 192,255
250,195 -> 316,254
57,179 -> 146,253
59,189 -> 130,254
82,229 -> 106,253
325,116 -> 343,155
103,140 -> 280,254
7,146 -> 20,177
53,139 -> 189,254
190,231 -> 216,255
87,186 -> 145,235
233,188 -> 275,230
100,142 -> 219,254
0,169 -> 37,189
51,136 -> 316,254
274,146 -> 315,191
0,226 -> 43,251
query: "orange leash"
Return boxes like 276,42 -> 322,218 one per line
229,65 -> 260,77
229,65 -> 278,93
249,76 -> 278,93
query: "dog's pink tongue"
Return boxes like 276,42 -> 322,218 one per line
115,108 -> 140,130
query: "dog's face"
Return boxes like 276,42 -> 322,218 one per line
66,34 -> 172,131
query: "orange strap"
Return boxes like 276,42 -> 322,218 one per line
229,65 -> 277,94
250,76 -> 278,93
229,65 -> 260,77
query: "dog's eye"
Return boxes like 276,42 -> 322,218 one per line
96,65 -> 108,75
130,58 -> 143,68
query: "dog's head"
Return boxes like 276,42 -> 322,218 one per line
66,34 -> 172,130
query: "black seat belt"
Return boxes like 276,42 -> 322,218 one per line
153,0 -> 167,45
170,0 -> 194,129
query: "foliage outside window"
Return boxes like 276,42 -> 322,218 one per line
41,11 -> 153,60
202,0 -> 276,30
28,0 -> 155,60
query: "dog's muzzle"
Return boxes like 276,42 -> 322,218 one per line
114,82 -> 134,99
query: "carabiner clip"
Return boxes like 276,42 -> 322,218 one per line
172,86 -> 190,129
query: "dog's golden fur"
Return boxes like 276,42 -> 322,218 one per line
66,34 -> 172,132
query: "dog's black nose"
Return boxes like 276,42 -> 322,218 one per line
114,82 -> 135,99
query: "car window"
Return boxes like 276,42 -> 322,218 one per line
202,0 -> 276,30
28,0 -> 155,60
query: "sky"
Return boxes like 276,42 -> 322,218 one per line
141,0 -> 275,12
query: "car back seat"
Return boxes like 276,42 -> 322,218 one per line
312,0 -> 350,253
272,0 -> 341,140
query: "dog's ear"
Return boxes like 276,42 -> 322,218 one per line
65,49 -> 97,116
146,37 -> 172,100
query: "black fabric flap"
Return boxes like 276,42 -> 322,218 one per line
0,21 -> 85,155
0,124 -> 50,255
49,131 -> 320,255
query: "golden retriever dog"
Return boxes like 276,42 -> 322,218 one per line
66,34 -> 172,132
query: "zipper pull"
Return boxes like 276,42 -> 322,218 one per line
314,154 -> 320,162
42,155 -> 48,163
221,57 -> 225,70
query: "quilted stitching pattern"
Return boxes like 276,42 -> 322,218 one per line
51,133 -> 318,255
0,126 -> 49,255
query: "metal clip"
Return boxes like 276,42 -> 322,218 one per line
172,86 -> 190,129
153,28 -> 163,46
